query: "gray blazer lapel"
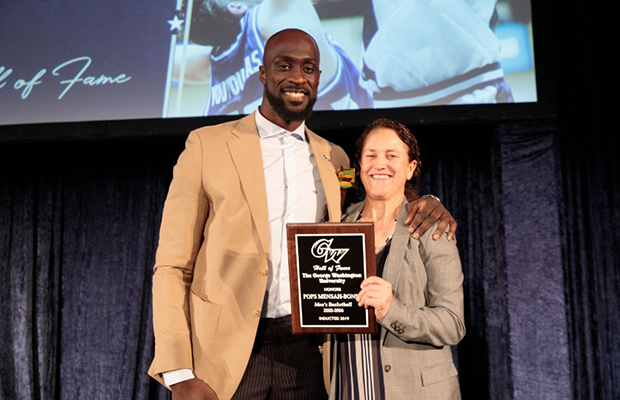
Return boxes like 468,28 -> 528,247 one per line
227,113 -> 270,253
341,201 -> 364,222
382,202 -> 410,287
380,202 -> 410,342
342,201 -> 411,342
343,201 -> 409,285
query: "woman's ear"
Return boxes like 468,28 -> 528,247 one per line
407,160 -> 417,180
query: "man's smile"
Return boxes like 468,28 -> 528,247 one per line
282,87 -> 309,101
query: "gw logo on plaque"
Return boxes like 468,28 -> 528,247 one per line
286,223 -> 377,334
311,238 -> 349,264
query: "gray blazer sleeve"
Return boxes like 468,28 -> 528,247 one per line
380,221 -> 466,347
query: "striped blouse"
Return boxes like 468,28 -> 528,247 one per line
336,240 -> 391,400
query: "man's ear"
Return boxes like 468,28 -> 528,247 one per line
259,65 -> 266,85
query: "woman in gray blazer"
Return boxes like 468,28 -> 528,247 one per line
329,119 -> 465,399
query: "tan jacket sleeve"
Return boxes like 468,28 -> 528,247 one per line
149,131 -> 209,380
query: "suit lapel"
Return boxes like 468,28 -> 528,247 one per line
341,201 -> 364,222
307,130 -> 341,222
382,203 -> 410,285
380,202 -> 410,341
343,201 -> 409,285
227,113 -> 270,253
343,201 -> 409,342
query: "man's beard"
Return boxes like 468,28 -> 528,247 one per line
264,85 -> 316,122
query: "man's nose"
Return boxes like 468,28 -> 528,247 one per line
288,66 -> 305,84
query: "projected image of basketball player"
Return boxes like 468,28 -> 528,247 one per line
173,0 -> 373,116
360,0 -> 513,107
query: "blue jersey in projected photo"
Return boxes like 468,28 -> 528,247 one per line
205,6 -> 373,116
361,0 -> 513,106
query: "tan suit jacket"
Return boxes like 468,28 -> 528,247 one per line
148,112 -> 349,400
328,201 -> 465,399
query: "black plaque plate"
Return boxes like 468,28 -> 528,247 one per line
286,222 -> 377,334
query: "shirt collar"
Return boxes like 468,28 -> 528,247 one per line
255,108 -> 306,141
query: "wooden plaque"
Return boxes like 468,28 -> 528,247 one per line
286,222 -> 378,334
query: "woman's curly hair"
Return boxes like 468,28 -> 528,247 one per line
355,118 -> 422,201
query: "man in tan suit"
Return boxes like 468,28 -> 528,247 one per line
149,29 -> 455,400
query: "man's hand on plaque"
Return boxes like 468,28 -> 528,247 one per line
357,276 -> 393,321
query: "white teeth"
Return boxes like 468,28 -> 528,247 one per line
371,174 -> 390,180
284,91 -> 305,98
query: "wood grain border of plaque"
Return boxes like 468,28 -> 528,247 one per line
286,222 -> 378,334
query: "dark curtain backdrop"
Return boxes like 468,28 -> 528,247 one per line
0,139 -> 180,400
2,0 -> 619,398
554,0 -> 620,397
3,116 -> 618,399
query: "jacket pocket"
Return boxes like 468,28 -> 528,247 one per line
421,359 -> 458,386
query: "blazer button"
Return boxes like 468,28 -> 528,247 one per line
260,268 -> 269,277
252,310 -> 260,318
384,364 -> 391,373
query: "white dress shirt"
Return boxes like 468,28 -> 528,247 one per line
255,109 -> 327,318
163,110 -> 327,386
